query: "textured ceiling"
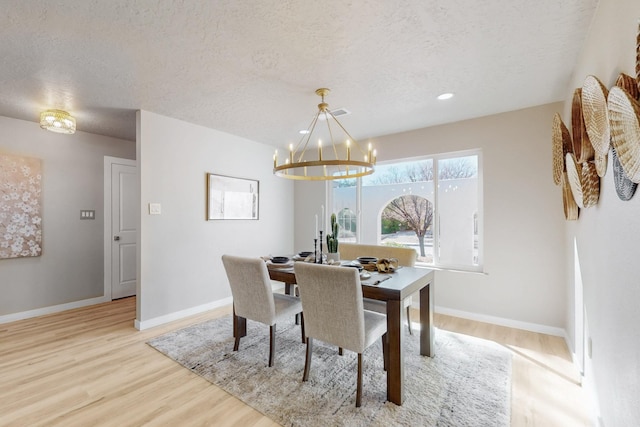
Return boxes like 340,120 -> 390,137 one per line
0,1 -> 599,145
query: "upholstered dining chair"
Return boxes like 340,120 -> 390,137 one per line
294,262 -> 387,407
221,255 -> 304,367
340,243 -> 418,334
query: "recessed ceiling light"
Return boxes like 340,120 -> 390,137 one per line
299,129 -> 310,134
437,93 -> 454,100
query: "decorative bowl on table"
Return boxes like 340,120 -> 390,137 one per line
298,251 -> 313,258
357,256 -> 378,264
271,256 -> 291,264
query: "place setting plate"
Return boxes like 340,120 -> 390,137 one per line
267,256 -> 294,269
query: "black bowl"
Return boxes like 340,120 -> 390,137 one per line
357,256 -> 378,264
298,251 -> 313,258
271,256 -> 290,264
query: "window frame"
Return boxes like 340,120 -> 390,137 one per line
328,148 -> 483,272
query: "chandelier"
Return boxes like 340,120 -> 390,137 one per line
273,88 -> 375,180
40,109 -> 76,134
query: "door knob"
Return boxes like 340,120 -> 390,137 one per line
114,236 -> 120,241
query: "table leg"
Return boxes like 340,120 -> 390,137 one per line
386,299 -> 404,405
233,305 -> 246,338
419,282 -> 434,357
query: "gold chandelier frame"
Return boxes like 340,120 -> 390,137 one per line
273,88 -> 375,180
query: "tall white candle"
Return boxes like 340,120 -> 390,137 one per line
321,205 -> 324,232
315,214 -> 318,237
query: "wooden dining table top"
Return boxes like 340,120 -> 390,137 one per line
267,262 -> 433,301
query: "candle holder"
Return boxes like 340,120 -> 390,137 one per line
313,238 -> 318,264
319,230 -> 323,264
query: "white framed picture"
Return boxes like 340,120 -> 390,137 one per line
207,173 -> 259,220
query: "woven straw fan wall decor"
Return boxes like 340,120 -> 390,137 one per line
607,72 -> 640,200
608,82 -> 640,183
637,19 -> 640,94
572,88 -> 595,162
552,108 -> 587,220
553,22 -> 640,216
562,171 -> 579,220
552,113 -> 572,186
582,75 -> 610,177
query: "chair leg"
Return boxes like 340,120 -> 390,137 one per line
300,312 -> 305,344
269,325 -> 276,367
406,305 -> 413,335
295,287 -> 301,325
303,337 -> 313,381
339,347 -> 343,356
233,335 -> 241,352
382,333 -> 388,372
356,353 -> 363,407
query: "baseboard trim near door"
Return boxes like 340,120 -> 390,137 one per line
0,296 -> 111,325
134,296 -> 234,331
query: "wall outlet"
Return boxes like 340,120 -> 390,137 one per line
149,203 -> 161,215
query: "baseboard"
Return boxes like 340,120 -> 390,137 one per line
0,295 -> 110,325
134,296 -> 233,331
435,305 -> 566,337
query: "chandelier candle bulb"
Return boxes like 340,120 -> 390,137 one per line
368,143 -> 372,162
318,140 -> 322,161
373,149 -> 377,164
347,140 -> 351,160
289,144 -> 293,163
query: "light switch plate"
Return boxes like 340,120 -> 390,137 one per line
149,203 -> 161,215
80,210 -> 95,220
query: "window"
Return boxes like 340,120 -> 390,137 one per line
330,150 -> 482,271
331,179 -> 357,242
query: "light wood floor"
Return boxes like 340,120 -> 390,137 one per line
0,297 -> 592,426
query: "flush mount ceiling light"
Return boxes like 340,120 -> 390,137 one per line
437,92 -> 454,100
273,88 -> 375,181
40,109 -> 76,134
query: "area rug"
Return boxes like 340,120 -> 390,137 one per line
148,316 -> 511,426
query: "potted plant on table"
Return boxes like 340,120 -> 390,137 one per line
326,213 -> 340,262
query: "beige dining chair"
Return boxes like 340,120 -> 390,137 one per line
222,255 -> 304,367
340,243 -> 418,334
294,262 -> 387,407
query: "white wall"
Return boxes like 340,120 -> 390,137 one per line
562,0 -> 640,425
0,116 -> 135,319
295,103 -> 566,333
136,110 -> 293,326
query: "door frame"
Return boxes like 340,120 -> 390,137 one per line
103,156 -> 137,301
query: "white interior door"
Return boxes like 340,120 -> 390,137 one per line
110,162 -> 137,299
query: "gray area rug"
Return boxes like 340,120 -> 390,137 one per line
148,316 -> 511,426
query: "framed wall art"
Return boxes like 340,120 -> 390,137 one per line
0,153 -> 43,259
207,173 -> 259,220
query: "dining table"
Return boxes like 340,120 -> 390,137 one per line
267,262 -> 435,406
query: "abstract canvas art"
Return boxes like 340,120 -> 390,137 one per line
207,173 -> 259,220
0,153 -> 43,259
